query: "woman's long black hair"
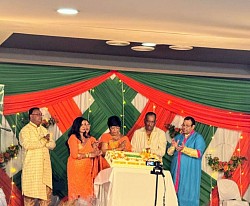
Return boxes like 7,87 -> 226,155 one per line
68,117 -> 90,143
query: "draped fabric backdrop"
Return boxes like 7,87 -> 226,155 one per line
0,63 -> 250,206
0,84 -> 3,127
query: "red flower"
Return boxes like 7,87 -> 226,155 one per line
0,153 -> 4,163
4,152 -> 10,160
223,164 -> 229,171
207,155 -> 247,179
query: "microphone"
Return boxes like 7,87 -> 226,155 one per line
0,127 -> 12,132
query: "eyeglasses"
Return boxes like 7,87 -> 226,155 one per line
182,124 -> 192,128
31,113 -> 43,116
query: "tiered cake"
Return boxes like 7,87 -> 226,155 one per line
105,150 -> 160,169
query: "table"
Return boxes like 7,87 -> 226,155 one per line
94,167 -> 178,206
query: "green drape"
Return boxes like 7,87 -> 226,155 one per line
0,63 -> 108,95
121,71 -> 250,113
2,63 -> 250,113
89,77 -> 140,138
1,63 -> 246,204
50,78 -> 140,197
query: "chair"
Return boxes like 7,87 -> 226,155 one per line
217,179 -> 249,206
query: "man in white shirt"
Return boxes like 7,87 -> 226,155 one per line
131,112 -> 166,158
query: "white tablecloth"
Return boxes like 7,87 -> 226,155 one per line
94,167 -> 178,206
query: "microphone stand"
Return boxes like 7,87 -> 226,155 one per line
151,163 -> 165,206
154,172 -> 159,206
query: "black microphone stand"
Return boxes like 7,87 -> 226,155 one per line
150,163 -> 165,206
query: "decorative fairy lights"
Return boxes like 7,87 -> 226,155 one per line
9,113 -> 19,203
238,134 -> 243,197
120,80 -> 126,135
205,125 -> 215,206
153,104 -> 156,112
88,89 -> 94,121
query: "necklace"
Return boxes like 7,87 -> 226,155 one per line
146,134 -> 151,145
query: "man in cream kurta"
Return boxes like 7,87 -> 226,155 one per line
131,112 -> 166,158
20,107 -> 56,206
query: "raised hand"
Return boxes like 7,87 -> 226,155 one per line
171,139 -> 179,148
44,134 -> 50,141
118,140 -> 126,150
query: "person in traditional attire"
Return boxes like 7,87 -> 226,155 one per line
19,107 -> 56,206
67,117 -> 103,205
131,112 -> 166,158
167,116 -> 206,206
100,115 -> 132,155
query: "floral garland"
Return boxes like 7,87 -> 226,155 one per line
21,116 -> 57,129
207,155 -> 247,178
41,117 -> 57,129
165,124 -> 182,138
0,145 -> 19,169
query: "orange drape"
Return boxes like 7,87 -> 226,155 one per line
232,132 -> 250,196
210,132 -> 250,206
4,72 -> 113,115
126,101 -> 176,140
0,168 -> 24,206
115,72 -> 250,133
3,71 -> 250,204
47,98 -> 82,133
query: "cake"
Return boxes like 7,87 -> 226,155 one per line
105,150 -> 160,169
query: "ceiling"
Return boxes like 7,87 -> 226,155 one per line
0,0 -> 250,77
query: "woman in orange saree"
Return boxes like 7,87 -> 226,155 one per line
67,117 -> 103,205
100,115 -> 132,155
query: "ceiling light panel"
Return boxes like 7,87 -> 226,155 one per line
131,46 -> 155,52
57,8 -> 79,15
142,43 -> 156,47
169,45 -> 193,51
106,40 -> 130,46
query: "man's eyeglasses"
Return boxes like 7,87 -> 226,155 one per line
182,124 -> 192,128
31,113 -> 43,116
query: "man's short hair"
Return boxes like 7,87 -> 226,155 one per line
184,116 -> 196,126
145,112 -> 156,119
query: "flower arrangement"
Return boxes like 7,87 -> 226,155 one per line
41,117 -> 57,129
165,124 -> 182,138
21,116 -> 57,128
0,144 -> 19,169
207,155 -> 247,178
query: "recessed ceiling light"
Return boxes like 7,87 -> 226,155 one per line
106,40 -> 130,46
142,43 -> 156,47
57,8 -> 79,15
131,46 -> 155,52
169,45 -> 193,51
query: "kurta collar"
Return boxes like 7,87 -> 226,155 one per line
184,130 -> 195,138
29,121 -> 40,128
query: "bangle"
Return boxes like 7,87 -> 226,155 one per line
85,153 -> 89,158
